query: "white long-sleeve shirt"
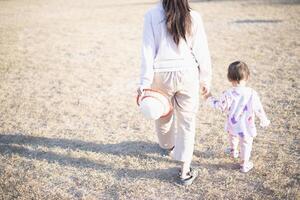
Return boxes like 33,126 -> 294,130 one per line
140,2 -> 212,89
208,86 -> 270,137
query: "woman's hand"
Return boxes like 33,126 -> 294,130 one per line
201,85 -> 210,96
203,92 -> 212,100
137,86 -> 146,96
201,85 -> 212,100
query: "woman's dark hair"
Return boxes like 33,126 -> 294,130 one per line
227,61 -> 250,83
162,0 -> 192,45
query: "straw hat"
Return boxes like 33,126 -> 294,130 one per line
137,89 -> 173,120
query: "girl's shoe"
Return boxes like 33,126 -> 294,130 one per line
240,162 -> 253,173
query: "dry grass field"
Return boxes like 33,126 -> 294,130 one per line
0,0 -> 299,199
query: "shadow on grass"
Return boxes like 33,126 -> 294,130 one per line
200,162 -> 240,172
190,0 -> 300,4
0,134 -> 157,155
194,149 -> 221,159
0,133 -> 237,184
233,19 -> 283,24
0,133 -> 178,184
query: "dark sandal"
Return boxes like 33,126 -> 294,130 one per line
161,146 -> 174,157
177,167 -> 193,177
178,168 -> 198,186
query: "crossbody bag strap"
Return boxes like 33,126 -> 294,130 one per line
185,40 -> 200,68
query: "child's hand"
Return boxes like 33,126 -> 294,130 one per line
260,119 -> 270,128
203,92 -> 212,100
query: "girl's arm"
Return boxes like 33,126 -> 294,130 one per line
253,92 -> 270,127
139,12 -> 156,90
206,92 -> 229,112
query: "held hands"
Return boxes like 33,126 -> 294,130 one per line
201,86 -> 212,100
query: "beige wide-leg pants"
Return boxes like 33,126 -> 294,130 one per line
151,67 -> 199,163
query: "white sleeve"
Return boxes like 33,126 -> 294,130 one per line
192,13 -> 212,90
207,92 -> 229,112
139,12 -> 156,89
253,92 -> 270,127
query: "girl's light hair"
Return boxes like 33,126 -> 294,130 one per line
227,61 -> 250,83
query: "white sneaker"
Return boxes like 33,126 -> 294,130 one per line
232,151 -> 239,159
240,162 -> 253,173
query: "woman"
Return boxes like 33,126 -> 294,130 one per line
138,0 -> 211,185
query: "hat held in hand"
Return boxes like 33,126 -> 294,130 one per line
137,89 -> 173,120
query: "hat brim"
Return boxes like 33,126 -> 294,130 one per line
137,89 -> 173,118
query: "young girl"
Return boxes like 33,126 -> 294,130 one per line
138,0 -> 212,185
204,61 -> 270,172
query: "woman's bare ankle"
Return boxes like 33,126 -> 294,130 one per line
180,161 -> 191,178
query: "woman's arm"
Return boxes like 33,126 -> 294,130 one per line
192,13 -> 212,91
139,12 -> 156,91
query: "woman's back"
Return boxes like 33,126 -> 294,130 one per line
140,0 -> 211,93
143,3 -> 201,68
